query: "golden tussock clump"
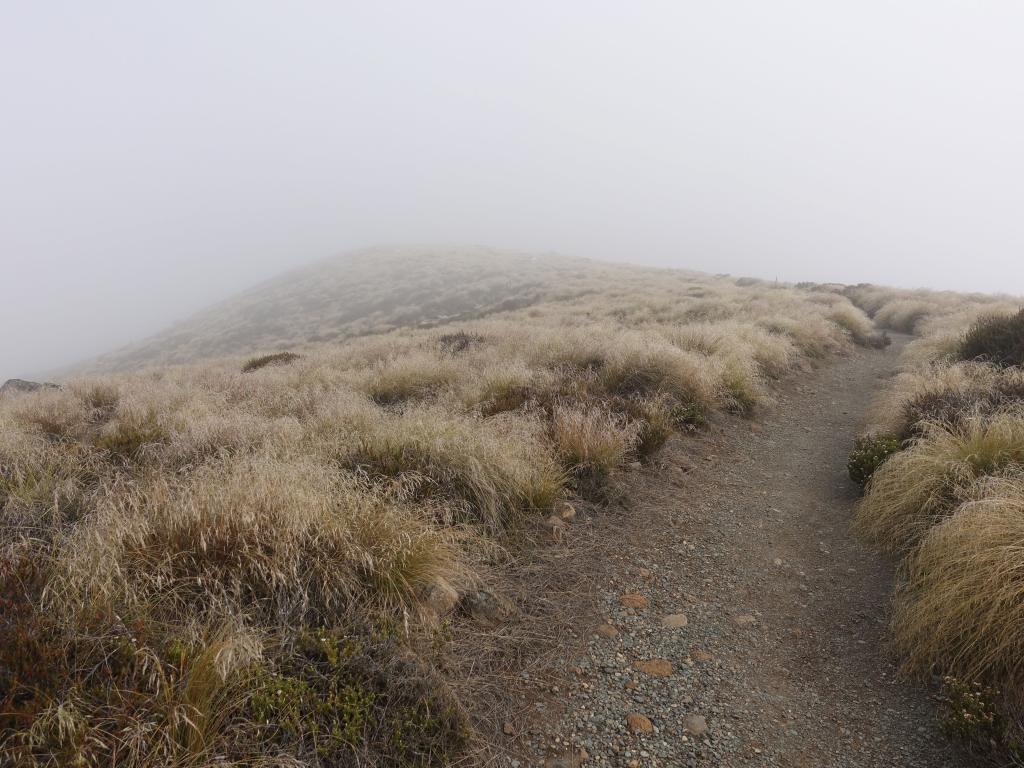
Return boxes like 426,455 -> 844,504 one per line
854,412 -> 1024,553
894,476 -> 1024,694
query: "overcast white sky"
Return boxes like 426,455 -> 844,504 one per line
3,1 -> 1024,379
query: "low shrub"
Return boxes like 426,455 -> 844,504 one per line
897,370 -> 1024,440
241,351 -> 301,373
937,677 -> 1016,755
670,401 -> 707,430
864,331 -> 892,349
250,627 -> 468,766
437,331 -> 483,354
847,433 -> 901,487
957,309 -> 1024,367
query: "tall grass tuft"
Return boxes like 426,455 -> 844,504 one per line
894,477 -> 1024,696
854,412 -> 1024,553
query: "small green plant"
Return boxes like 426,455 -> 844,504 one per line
958,309 -> 1024,368
242,351 -> 301,373
847,433 -> 900,486
249,627 -> 468,766
670,402 -> 707,430
938,676 -> 1017,754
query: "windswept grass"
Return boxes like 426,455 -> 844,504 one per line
854,412 -> 1024,553
850,282 -> 1024,755
1,250 -> 873,765
894,477 -> 1024,692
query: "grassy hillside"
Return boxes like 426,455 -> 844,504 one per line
80,247 -> 699,373
1,252 -> 882,766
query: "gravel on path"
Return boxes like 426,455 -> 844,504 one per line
520,340 -> 985,768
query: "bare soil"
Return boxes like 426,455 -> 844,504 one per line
478,341 -> 987,767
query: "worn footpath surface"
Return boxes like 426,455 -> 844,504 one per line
516,342 -> 984,767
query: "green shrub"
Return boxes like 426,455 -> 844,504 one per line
938,677 -> 1019,756
242,351 -> 301,373
899,378 -> 1024,440
958,309 -> 1024,367
250,627 -> 468,766
847,433 -> 901,486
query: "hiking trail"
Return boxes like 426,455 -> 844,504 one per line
523,340 -> 983,767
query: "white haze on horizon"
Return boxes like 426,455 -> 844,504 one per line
2,1 -> 1023,379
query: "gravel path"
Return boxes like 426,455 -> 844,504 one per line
522,341 -> 985,768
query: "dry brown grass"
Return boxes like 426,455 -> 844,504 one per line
854,412 -> 1024,553
894,476 -> 1024,692
1,251 -> 876,766
850,282 -> 1024,754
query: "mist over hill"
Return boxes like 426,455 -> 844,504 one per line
72,246 -> 692,375
76,247 -> 568,373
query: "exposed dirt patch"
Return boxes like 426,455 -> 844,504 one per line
474,341 -> 987,766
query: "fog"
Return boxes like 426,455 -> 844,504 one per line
3,1 -> 1024,380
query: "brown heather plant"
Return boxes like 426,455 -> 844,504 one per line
1,250 -> 880,766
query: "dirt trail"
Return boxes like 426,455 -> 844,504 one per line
525,341 -> 984,767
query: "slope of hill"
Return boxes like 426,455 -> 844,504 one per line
2,251 -> 893,766
80,246 -> 676,373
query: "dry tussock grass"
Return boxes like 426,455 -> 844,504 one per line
1,253 -> 877,766
854,412 -> 1024,553
894,476 -> 1024,691
849,282 -> 1024,752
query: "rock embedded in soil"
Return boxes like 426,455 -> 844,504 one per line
661,613 -> 688,628
544,751 -> 587,768
544,514 -> 567,539
459,589 -> 510,624
619,593 -> 648,609
626,713 -> 654,734
423,576 -> 459,617
594,622 -> 619,638
633,659 -> 673,676
682,714 -> 709,737
0,378 -> 60,395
